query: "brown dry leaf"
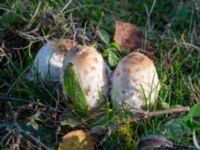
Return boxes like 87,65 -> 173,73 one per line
136,135 -> 173,150
114,21 -> 156,62
58,130 -> 94,150
114,21 -> 143,51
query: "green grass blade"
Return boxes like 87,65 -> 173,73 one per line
63,63 -> 89,114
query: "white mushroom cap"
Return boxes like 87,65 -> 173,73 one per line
27,39 -> 77,81
61,46 -> 110,109
111,52 -> 160,111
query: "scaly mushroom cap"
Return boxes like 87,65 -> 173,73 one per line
111,52 -> 160,111
27,39 -> 77,81
62,46 -> 110,110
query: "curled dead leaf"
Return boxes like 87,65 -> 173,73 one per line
58,130 -> 94,150
137,135 -> 173,150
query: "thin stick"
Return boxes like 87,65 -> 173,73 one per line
183,42 -> 200,53
0,95 -> 62,113
100,106 -> 190,145
0,95 -> 31,103
144,107 -> 190,118
16,125 -> 50,150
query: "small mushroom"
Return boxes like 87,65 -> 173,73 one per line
27,39 -> 77,81
111,52 -> 160,111
61,46 -> 110,113
58,130 -> 94,150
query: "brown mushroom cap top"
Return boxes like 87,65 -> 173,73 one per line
120,52 -> 154,72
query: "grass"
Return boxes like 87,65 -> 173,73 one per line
0,0 -> 200,149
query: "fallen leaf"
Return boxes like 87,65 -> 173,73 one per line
137,135 -> 173,150
114,21 -> 143,51
58,130 -> 94,150
114,21 -> 156,62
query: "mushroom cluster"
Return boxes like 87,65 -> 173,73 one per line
28,38 -> 160,150
29,40 -> 160,113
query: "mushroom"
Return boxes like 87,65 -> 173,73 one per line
27,39 -> 77,81
58,130 -> 94,150
111,52 -> 160,111
61,46 -> 110,113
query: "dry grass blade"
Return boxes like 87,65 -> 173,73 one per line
183,42 -> 200,53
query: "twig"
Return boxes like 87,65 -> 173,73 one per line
144,107 -> 190,118
100,106 -> 190,145
0,95 -> 62,113
7,101 -> 21,150
16,125 -> 50,150
0,95 -> 31,104
183,42 -> 200,53
0,128 -> 13,145
15,30 -> 48,41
